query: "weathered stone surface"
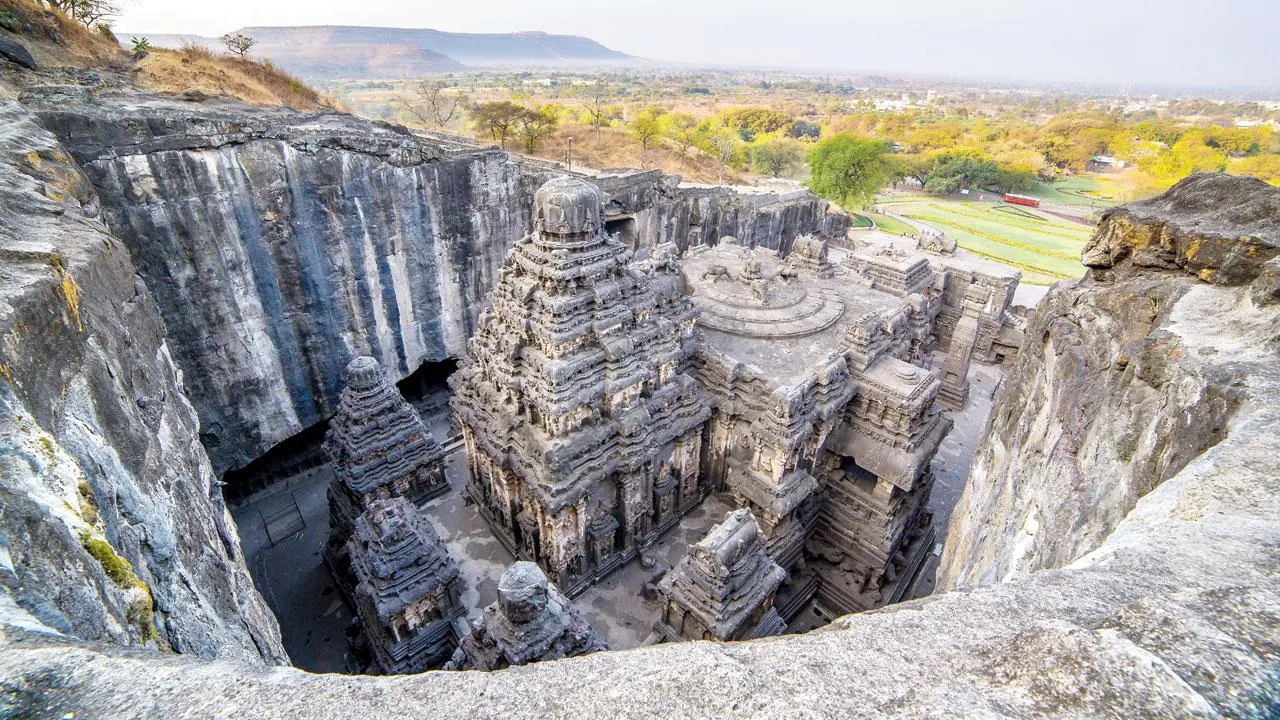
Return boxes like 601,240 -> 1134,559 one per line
0,97 -> 285,665
33,98 -> 542,474
452,177 -> 712,595
653,509 -> 787,642
443,561 -> 605,671
348,497 -> 464,674
942,173 -> 1277,593
0,36 -> 37,70
1082,173 -> 1280,284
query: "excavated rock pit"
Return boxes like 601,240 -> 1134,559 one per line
1,46 -> 1277,716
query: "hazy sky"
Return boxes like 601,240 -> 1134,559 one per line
118,0 -> 1280,88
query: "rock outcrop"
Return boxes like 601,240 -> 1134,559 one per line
941,174 -> 1279,589
0,96 -> 286,665
33,98 -> 542,474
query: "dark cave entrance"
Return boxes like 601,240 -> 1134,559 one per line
606,215 -> 638,251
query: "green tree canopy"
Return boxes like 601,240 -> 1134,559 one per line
471,100 -> 527,149
718,107 -> 794,141
806,135 -> 893,210
750,139 -> 804,178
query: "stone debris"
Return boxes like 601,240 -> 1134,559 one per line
443,561 -> 607,670
348,497 -> 465,674
653,509 -> 788,642
325,356 -> 448,588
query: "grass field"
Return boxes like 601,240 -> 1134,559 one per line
890,199 -> 1092,283
856,212 -> 915,235
1028,175 -> 1118,208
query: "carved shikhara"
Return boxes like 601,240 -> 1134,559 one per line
348,497 -> 465,674
324,356 -> 449,597
451,177 -> 712,597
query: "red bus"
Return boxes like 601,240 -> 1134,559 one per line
1002,193 -> 1041,208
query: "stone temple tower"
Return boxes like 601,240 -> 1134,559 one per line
653,509 -> 788,642
348,496 -> 464,674
324,356 -> 448,587
938,285 -> 989,410
451,176 -> 712,596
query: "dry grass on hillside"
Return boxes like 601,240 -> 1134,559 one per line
138,45 -> 340,112
0,1 -> 335,112
0,0 -> 126,68
515,123 -> 749,184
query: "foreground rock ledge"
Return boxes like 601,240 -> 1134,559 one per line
3,176 -> 1278,719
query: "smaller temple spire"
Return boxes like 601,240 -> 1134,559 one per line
653,509 -> 788,642
324,356 -> 449,592
444,561 -> 607,670
348,497 -> 464,674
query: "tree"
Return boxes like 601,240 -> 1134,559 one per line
471,101 -> 527,149
717,107 -> 793,141
705,128 -> 741,185
1230,154 -> 1280,185
663,112 -> 700,157
806,135 -> 892,210
221,32 -> 256,59
630,107 -> 666,168
44,0 -> 117,27
515,106 -> 558,153
786,120 -> 821,139
398,80 -> 466,128
750,139 -> 803,178
579,83 -> 612,146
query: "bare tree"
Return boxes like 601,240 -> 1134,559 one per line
44,0 -> 117,27
221,32 -> 256,59
579,83 -> 611,146
708,129 -> 740,185
398,80 -> 466,128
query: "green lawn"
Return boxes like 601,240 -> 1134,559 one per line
1028,175 -> 1118,208
861,212 -> 915,236
893,199 -> 1091,282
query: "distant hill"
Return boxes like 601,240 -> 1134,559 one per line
131,26 -> 635,80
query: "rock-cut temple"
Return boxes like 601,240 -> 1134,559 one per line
452,175 -> 1021,618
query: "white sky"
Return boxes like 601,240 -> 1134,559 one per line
117,0 -> 1280,88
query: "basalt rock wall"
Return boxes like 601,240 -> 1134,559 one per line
35,99 -> 543,473
0,95 -> 286,666
940,174 -> 1280,588
34,100 -> 844,474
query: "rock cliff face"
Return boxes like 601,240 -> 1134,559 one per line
35,99 -> 542,473
940,174 -> 1280,588
0,96 -> 286,665
33,99 -> 843,474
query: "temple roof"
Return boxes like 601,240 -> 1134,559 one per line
324,356 -> 445,496
349,497 -> 460,623
658,509 -> 787,640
